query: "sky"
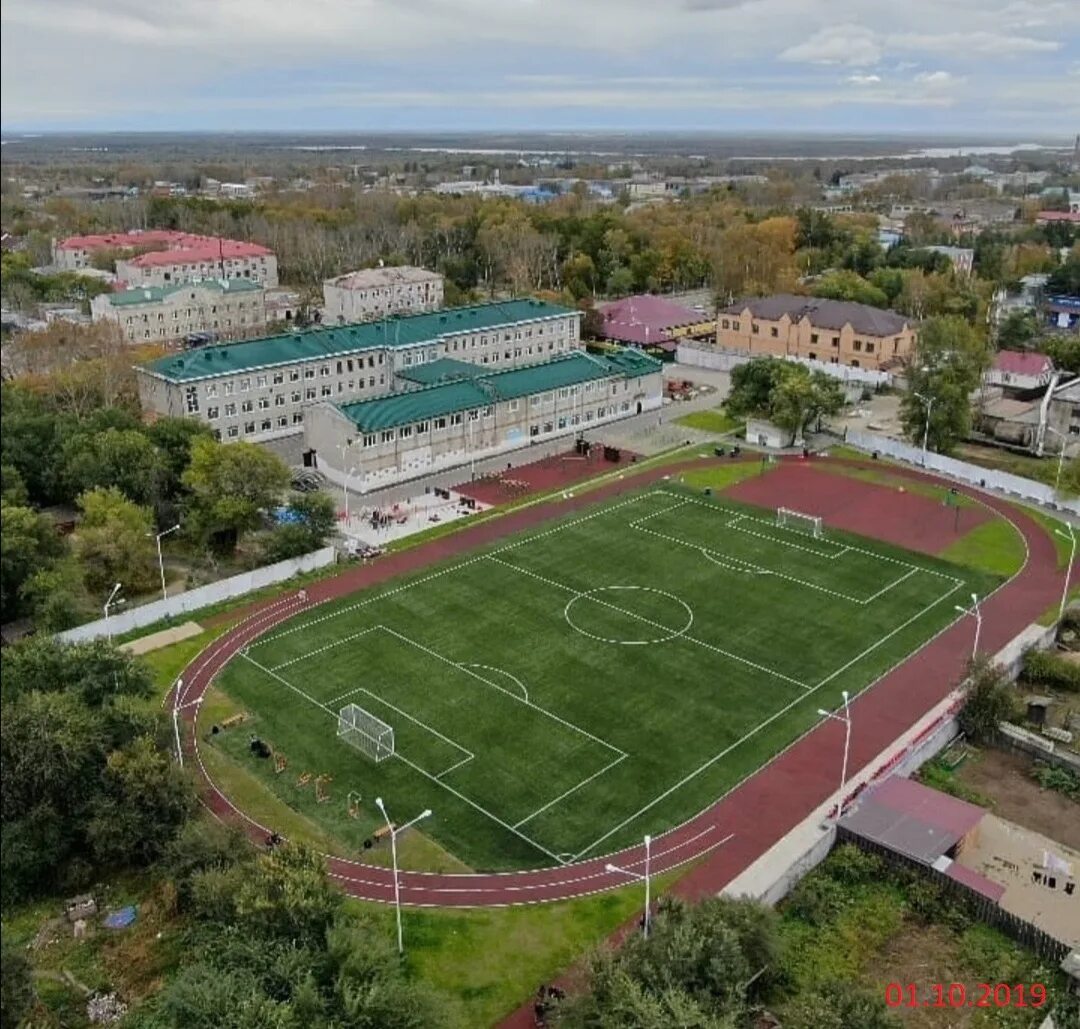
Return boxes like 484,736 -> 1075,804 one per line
1,0 -> 1078,134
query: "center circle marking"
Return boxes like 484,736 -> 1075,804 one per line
563,585 -> 694,645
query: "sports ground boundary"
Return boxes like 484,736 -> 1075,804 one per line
170,455 -> 1065,913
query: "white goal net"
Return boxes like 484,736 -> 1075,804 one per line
777,507 -> 823,539
337,704 -> 394,763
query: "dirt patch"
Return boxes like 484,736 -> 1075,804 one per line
724,460 -> 989,555
954,748 -> 1080,851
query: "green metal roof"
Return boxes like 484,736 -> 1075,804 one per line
395,357 -> 487,386
139,298 -> 577,382
107,278 -> 262,307
337,349 -> 660,433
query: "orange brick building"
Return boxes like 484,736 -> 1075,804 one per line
717,295 -> 916,371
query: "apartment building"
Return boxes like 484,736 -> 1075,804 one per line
134,299 -> 582,444
92,279 -> 266,343
53,231 -> 278,288
717,295 -> 916,371
304,349 -> 663,491
323,266 -> 445,323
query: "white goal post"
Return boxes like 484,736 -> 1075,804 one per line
337,704 -> 394,763
776,507 -> 824,539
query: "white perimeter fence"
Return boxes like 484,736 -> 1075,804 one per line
676,343 -> 891,388
844,429 -> 1080,515
58,547 -> 336,643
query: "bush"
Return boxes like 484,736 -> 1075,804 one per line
824,844 -> 885,886
786,874 -> 848,927
957,657 -> 1017,742
1031,762 -> 1080,799
1022,649 -> 1080,692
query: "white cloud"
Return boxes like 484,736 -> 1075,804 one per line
846,73 -> 882,85
890,30 -> 1059,55
913,70 -> 960,89
779,24 -> 883,66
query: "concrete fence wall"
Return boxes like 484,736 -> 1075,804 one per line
58,547 -> 337,643
676,342 -> 892,388
845,429 -> 1080,514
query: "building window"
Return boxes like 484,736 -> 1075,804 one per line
207,406 -> 219,420
305,388 -> 316,400
290,369 -> 301,381
721,319 -> 729,329
227,425 -> 239,438
832,336 -> 840,347
258,397 -> 270,410
417,421 -> 429,434
508,400 -> 519,412
240,378 -> 251,391
363,434 -> 376,447
185,386 -> 199,414
274,394 -> 285,407
224,382 -> 235,396
244,421 -> 256,434
277,416 -> 288,428
381,430 -> 394,443
256,375 -> 267,387
206,383 -> 218,398
853,340 -> 863,352
450,413 -> 463,426
400,425 -> 413,439
751,323 -> 759,334
273,371 -> 284,385
434,417 -> 447,430
291,391 -> 301,404
292,412 -> 304,425
241,400 -> 253,413
321,385 -> 332,397
224,402 -> 237,416
865,342 -> 875,354
770,327 -> 778,338
732,320 -> 740,331
304,368 -> 315,379
810,333 -> 819,344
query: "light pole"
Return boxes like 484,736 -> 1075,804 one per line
338,440 -> 358,518
1045,425 -> 1068,495
171,688 -> 203,767
147,524 -> 181,602
103,582 -> 125,640
605,833 -> 652,937
816,690 -> 851,820
468,417 -> 476,480
1057,524 -> 1077,623
954,592 -> 982,660
913,391 -> 935,466
343,466 -> 357,524
374,797 -> 432,955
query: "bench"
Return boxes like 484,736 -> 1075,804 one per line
373,823 -> 397,842
221,713 -> 246,730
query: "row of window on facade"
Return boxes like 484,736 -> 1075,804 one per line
216,412 -> 303,439
720,318 -> 908,355
185,374 -> 387,414
126,302 -> 253,324
196,355 -> 387,399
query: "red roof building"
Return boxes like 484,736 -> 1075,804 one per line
986,350 -> 1055,391
1035,210 -> 1080,225
594,295 -> 714,353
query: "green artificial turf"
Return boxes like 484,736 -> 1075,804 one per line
213,483 -> 998,871
939,517 -> 1028,578
674,408 -> 743,434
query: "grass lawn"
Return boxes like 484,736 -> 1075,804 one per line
674,407 -> 743,435
214,482 -> 997,872
940,518 -> 1028,578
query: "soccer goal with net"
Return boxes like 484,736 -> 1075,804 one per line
337,704 -> 394,763
776,507 -> 824,539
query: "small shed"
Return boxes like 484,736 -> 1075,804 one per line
1025,695 -> 1054,728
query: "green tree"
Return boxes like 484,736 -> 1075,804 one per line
73,487 -> 157,595
811,270 -> 889,308
262,491 -> 337,562
725,359 -> 791,419
0,937 -> 35,1029
996,310 -> 1039,349
1042,334 -> 1080,374
783,981 -> 900,1029
0,502 -> 65,622
957,656 -> 1017,742
900,316 -> 990,455
86,736 -> 194,867
1044,251 -> 1080,294
144,417 -> 215,505
63,427 -> 165,506
182,438 -> 290,552
19,559 -> 87,632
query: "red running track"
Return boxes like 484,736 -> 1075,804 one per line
172,457 -> 1066,910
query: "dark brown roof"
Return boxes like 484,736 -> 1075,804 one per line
723,294 -> 910,337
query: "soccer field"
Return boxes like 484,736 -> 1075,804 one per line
214,483 -> 1000,871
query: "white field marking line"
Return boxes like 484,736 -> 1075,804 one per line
654,489 -> 963,582
512,752 -> 628,829
862,567 -> 918,603
462,664 -> 529,702
391,747 -> 567,865
487,554 -> 813,691
340,684 -> 474,768
434,754 -> 476,779
251,491 -> 662,650
569,573 -> 965,861
270,624 -> 382,672
377,624 -> 626,758
239,651 -> 337,716
725,511 -> 849,559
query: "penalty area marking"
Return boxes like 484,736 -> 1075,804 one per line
564,585 -> 694,646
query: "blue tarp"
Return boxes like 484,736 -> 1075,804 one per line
103,906 -> 137,929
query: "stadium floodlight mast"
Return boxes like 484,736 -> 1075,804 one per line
1045,425 -> 1068,494
374,797 -> 432,955
816,690 -> 851,821
954,593 -> 982,660
912,390 -> 935,466
339,439 -> 360,519
146,524 -> 181,602
103,582 -> 125,639
605,834 -> 652,938
1056,523 -> 1076,623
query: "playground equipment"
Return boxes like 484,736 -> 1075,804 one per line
221,713 -> 246,730
296,772 -> 312,788
347,791 -> 362,818
274,753 -> 287,774
315,774 -> 332,804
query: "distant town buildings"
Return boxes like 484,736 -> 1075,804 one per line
323,266 -> 444,324
593,295 -> 714,354
92,279 -> 266,344
921,245 -> 975,275
134,299 -> 582,445
53,231 -> 278,288
717,295 -> 916,371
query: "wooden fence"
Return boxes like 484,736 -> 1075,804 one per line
836,827 -> 1071,965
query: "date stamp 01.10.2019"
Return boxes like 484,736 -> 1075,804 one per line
885,982 -> 1048,1010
